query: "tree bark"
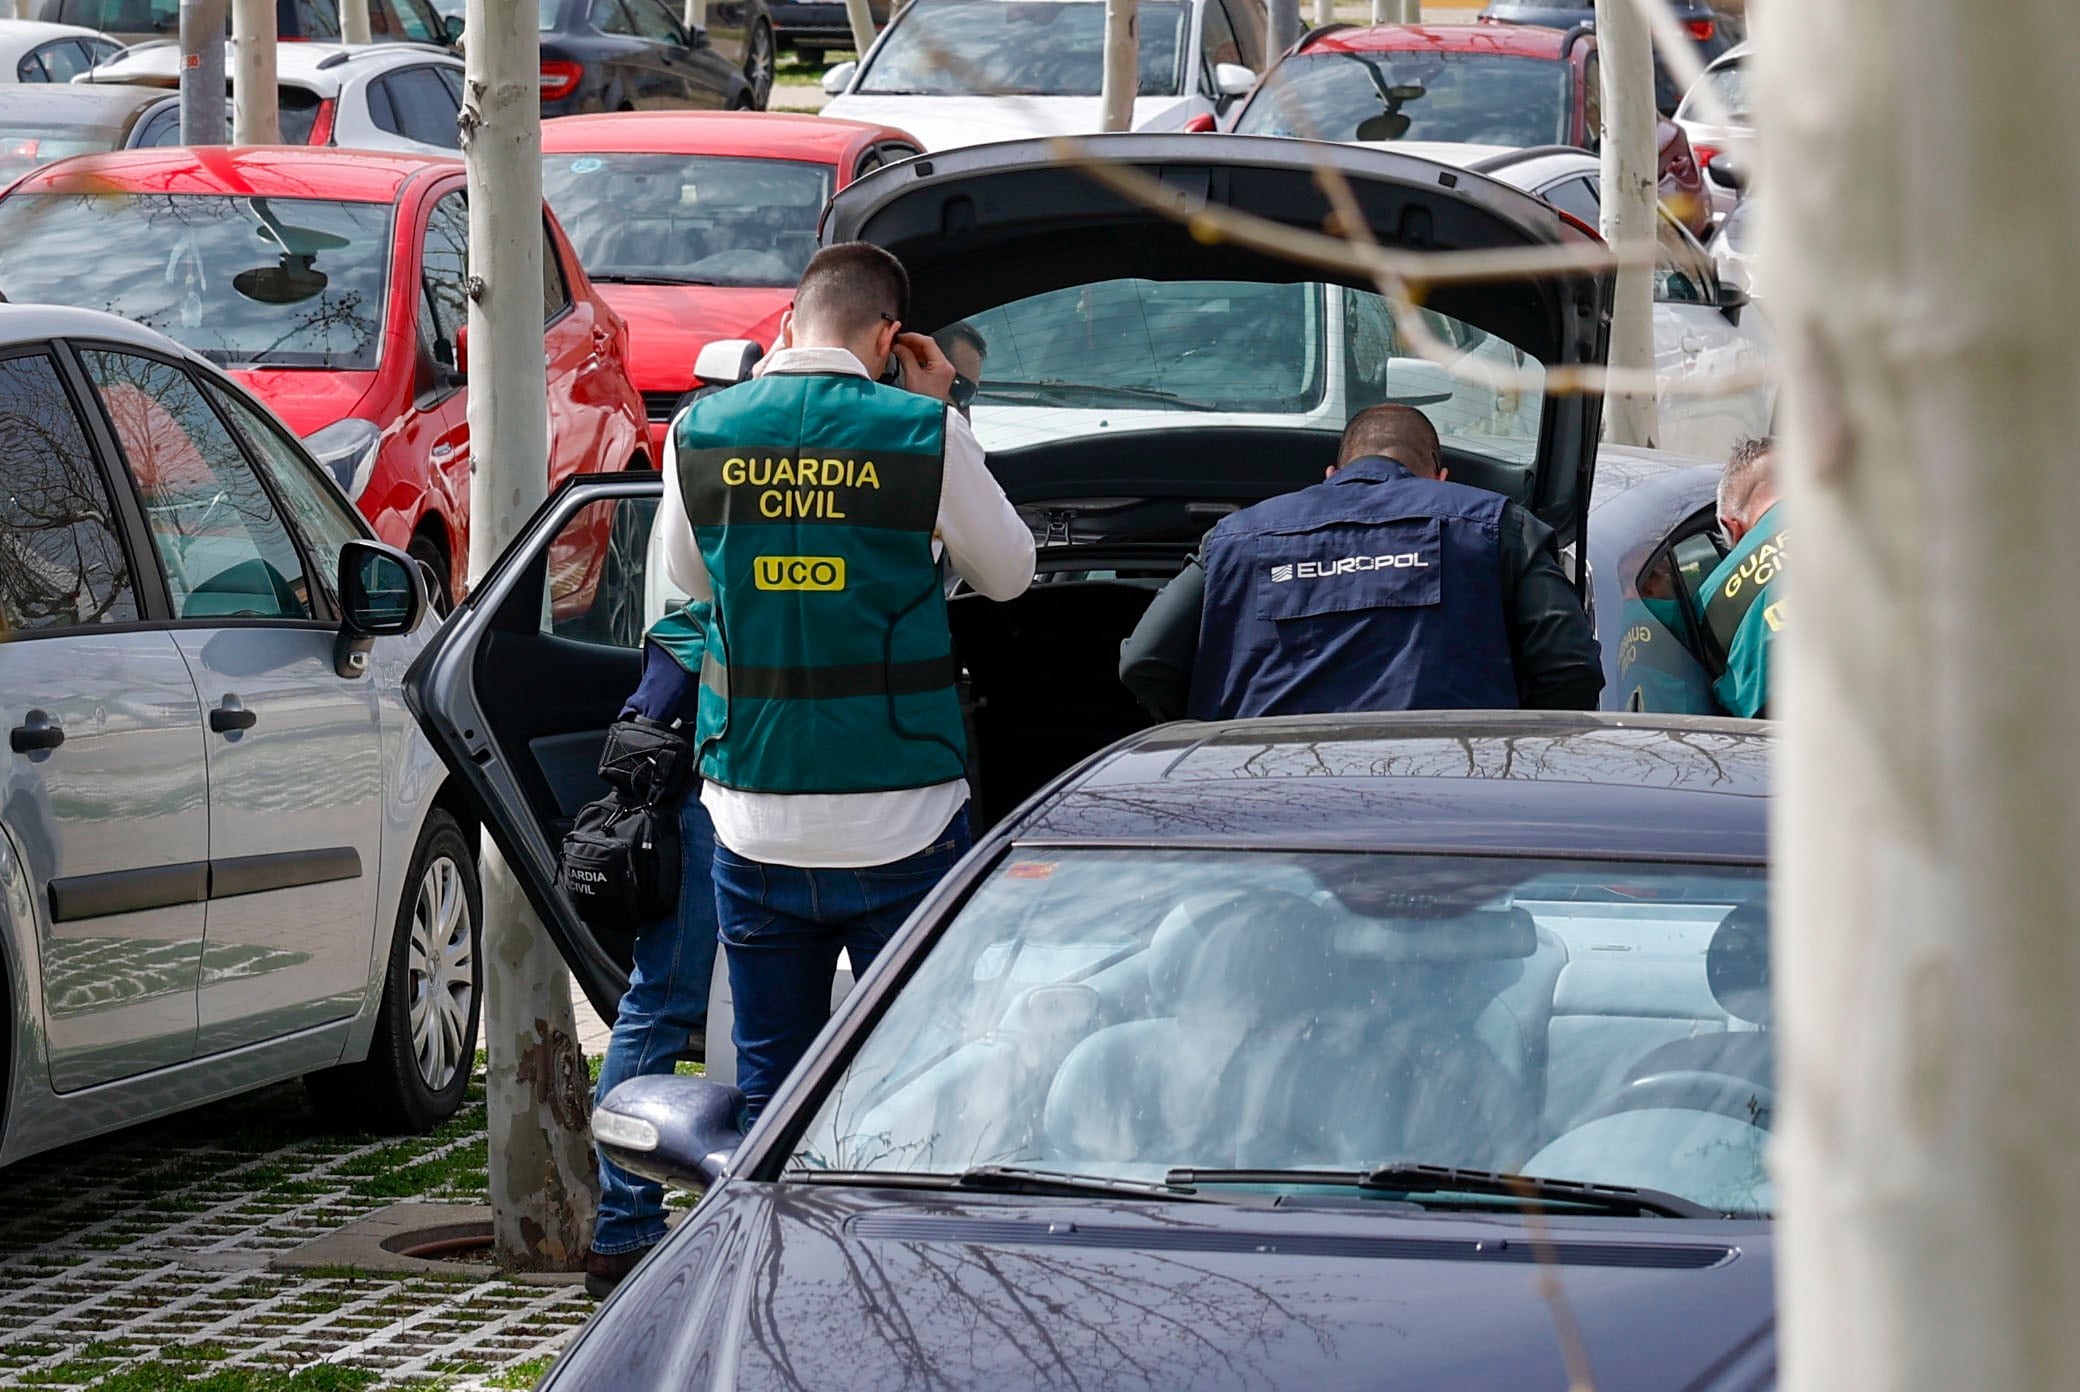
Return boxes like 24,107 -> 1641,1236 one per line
230,0 -> 278,144
1762,2 -> 2080,1387
1265,0 -> 1298,62
1594,0 -> 1657,447
341,0 -> 372,47
178,0 -> 228,145
461,0 -> 598,1273
843,0 -> 874,58
1099,0 -> 1137,132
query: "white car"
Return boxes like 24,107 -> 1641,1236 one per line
1673,39 -> 1750,225
79,39 -> 465,155
1438,144 -> 1773,461
818,0 -> 1269,151
0,18 -> 121,82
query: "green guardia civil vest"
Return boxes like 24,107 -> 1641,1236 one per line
1697,504 -> 1785,719
674,370 -> 966,794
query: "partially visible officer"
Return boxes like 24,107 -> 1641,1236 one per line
655,243 -> 1035,1126
1696,436 -> 1783,718
1120,404 -> 1603,720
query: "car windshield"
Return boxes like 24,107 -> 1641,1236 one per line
537,0 -> 561,27
0,193 -> 393,370
1678,58 -> 1749,124
542,153 -> 831,287
1233,50 -> 1573,147
857,0 -> 1188,98
789,849 -> 1772,1217
957,278 -> 1546,473
0,125 -> 123,182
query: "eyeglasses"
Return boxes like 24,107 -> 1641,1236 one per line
950,372 -> 977,410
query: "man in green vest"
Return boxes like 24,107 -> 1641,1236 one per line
1697,436 -> 1784,718
656,243 -> 1035,1124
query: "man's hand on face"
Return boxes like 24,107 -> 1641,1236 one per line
891,331 -> 957,404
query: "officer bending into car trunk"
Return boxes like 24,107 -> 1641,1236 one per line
1120,404 -> 1603,719
655,243 -> 1035,1128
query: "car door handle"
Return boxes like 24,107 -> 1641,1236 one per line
9,712 -> 63,753
209,701 -> 258,734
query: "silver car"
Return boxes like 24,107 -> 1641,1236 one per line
0,303 -> 481,1166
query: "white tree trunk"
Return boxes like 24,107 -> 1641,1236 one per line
230,0 -> 278,144
1594,0 -> 1657,447
683,0 -> 704,37
1311,0 -> 1329,30
178,0 -> 228,144
1265,0 -> 1297,60
341,0 -> 372,46
843,0 -> 874,56
1763,2 -> 2080,1388
461,0 -> 598,1272
1099,0 -> 1137,132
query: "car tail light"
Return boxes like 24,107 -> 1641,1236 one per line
1692,142 -> 1720,169
541,60 -> 583,101
3,139 -> 36,159
1684,17 -> 1715,40
307,97 -> 337,147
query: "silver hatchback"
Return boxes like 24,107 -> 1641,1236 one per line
0,302 -> 481,1166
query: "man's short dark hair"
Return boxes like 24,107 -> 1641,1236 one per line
794,243 -> 909,339
934,320 -> 987,361
1720,434 -> 1776,522
1338,404 -> 1442,476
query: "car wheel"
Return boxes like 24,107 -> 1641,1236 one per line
589,494 -> 650,648
304,810 -> 481,1132
745,21 -> 775,108
729,91 -> 754,111
409,534 -> 453,617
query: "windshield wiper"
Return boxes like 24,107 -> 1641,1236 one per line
1165,1162 -> 1723,1219
974,379 -> 1219,412
589,273 -> 717,286
787,1165 -> 1262,1205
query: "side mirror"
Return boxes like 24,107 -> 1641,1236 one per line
1182,112 -> 1217,134
1717,279 -> 1750,324
453,322 -> 470,377
335,539 -> 427,676
1212,61 -> 1254,98
821,60 -> 856,96
1706,156 -> 1746,193
442,12 -> 464,43
694,337 -> 762,387
595,1075 -> 746,1188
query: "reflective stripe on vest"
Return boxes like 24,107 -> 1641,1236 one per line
674,371 -> 966,795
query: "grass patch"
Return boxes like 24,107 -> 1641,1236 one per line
346,1139 -> 488,1199
93,1362 -> 378,1392
487,1355 -> 557,1390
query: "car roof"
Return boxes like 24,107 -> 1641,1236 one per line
541,110 -> 915,161
0,80 -> 166,119
11,145 -> 457,200
0,299 -> 205,358
1299,22 -> 1581,59
81,38 -> 455,93
1013,712 -> 1768,862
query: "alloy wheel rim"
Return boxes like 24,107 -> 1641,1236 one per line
750,26 -> 773,103
603,505 -> 647,647
407,854 -> 475,1091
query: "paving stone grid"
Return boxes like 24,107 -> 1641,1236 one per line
0,1068 -> 587,1391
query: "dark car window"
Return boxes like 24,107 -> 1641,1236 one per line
544,220 -> 570,319
20,40 -> 91,82
1225,0 -> 1264,68
543,152 -> 832,286
208,380 -> 366,608
133,102 -> 183,147
420,189 -> 469,368
0,350 -> 141,632
587,0 -> 634,34
376,65 -> 462,147
1198,0 -> 1239,74
437,63 -> 465,104
859,0 -> 1189,99
388,0 -> 444,41
1541,175 -> 1600,226
625,0 -> 684,43
59,0 -> 177,29
1234,50 -> 1573,146
82,350 -> 312,622
278,86 -> 324,143
1655,210 -> 1716,304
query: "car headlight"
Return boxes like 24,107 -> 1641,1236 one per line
304,417 -> 384,502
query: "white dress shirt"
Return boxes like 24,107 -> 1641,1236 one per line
659,345 -> 1036,868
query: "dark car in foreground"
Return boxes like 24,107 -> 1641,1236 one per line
581,712 -> 1776,1388
538,0 -> 770,114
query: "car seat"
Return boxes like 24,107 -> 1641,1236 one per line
1621,898 -> 1771,1089
1041,889 -> 1341,1170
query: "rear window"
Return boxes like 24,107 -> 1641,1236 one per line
1676,58 -> 1749,124
0,124 -> 124,183
1233,50 -> 1573,147
279,86 -> 323,144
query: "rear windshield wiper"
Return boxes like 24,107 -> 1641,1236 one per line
787,1165 -> 1263,1205
1165,1162 -> 1724,1219
974,379 -> 1219,412
589,273 -> 717,286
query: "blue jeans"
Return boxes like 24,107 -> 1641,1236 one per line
715,808 -> 971,1125
592,794 -> 720,1256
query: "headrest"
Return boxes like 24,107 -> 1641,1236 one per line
1706,898 -> 1771,1025
1146,889 -> 1335,1017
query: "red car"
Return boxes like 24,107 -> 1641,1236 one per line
540,111 -> 922,456
0,146 -> 648,610
1224,23 -> 1710,236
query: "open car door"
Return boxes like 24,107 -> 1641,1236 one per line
403,475 -> 663,1023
